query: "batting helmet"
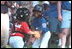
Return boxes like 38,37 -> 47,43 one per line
16,8 -> 30,21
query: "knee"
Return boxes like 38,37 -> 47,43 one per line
62,31 -> 68,35
59,31 -> 67,38
61,32 -> 67,37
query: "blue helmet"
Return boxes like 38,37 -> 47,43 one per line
42,3 -> 49,10
33,4 -> 43,12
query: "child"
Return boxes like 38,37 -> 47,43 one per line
9,8 -> 39,48
31,4 -> 51,48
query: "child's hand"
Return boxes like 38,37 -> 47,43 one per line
29,31 -> 41,39
29,31 -> 35,35
33,31 -> 41,39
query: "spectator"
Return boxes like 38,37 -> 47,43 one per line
1,1 -> 12,48
58,1 -> 71,48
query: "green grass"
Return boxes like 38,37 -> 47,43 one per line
4,45 -> 12,48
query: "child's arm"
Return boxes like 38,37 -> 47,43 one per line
28,31 -> 35,35
21,22 -> 40,39
21,22 -> 35,35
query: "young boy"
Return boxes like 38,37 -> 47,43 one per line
31,4 -> 51,48
9,8 -> 39,48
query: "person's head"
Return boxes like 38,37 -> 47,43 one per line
16,7 -> 30,22
33,4 -> 43,18
49,1 -> 58,4
16,1 -> 22,8
1,1 -> 6,4
42,3 -> 49,10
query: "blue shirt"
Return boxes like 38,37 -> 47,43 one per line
43,3 -> 58,18
43,10 -> 50,21
31,17 -> 49,33
62,1 -> 71,10
49,3 -> 58,17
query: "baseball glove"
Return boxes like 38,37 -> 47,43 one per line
33,31 -> 41,39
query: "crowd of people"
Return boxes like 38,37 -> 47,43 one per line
1,1 -> 71,48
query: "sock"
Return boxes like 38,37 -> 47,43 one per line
69,45 -> 71,48
58,39 -> 61,46
61,45 -> 65,48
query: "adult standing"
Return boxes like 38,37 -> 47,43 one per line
57,1 -> 71,48
1,1 -> 12,48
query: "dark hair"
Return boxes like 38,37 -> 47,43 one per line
49,1 -> 58,4
43,3 -> 49,10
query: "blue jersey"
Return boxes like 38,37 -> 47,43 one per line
43,3 -> 58,18
31,17 -> 49,33
62,1 -> 71,10
49,3 -> 58,17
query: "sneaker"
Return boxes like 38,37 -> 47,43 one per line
69,45 -> 71,48
24,47 -> 27,48
59,46 -> 66,48
58,39 -> 61,46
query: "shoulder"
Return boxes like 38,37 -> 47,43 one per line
21,22 -> 28,26
33,17 -> 38,21
41,17 -> 46,21
41,17 -> 46,22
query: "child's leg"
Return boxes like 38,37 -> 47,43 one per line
32,38 -> 41,48
9,36 -> 24,48
17,37 -> 24,48
40,31 -> 51,48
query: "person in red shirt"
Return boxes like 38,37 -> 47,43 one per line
9,8 -> 35,48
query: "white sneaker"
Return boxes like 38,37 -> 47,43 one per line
60,46 -> 65,48
69,45 -> 71,48
58,39 -> 61,46
24,47 -> 28,48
